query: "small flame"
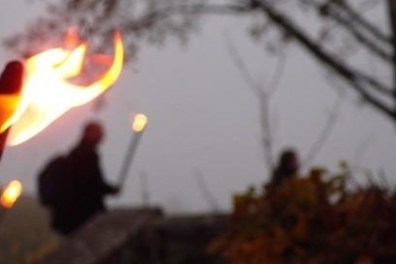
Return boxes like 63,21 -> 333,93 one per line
0,95 -> 22,133
132,113 -> 148,133
1,180 -> 22,209
8,29 -> 124,145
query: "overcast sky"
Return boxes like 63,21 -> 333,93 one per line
0,1 -> 396,213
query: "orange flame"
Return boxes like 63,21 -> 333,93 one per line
0,95 -> 22,133
0,180 -> 22,209
7,30 -> 124,145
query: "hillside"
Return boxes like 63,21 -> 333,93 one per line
0,194 -> 61,264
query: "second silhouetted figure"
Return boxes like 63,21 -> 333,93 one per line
269,149 -> 300,189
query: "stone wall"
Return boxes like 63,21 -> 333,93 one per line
39,208 -> 227,264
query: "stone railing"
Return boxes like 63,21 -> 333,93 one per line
39,208 -> 227,264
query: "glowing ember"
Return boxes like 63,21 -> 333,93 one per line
132,113 -> 148,133
0,180 -> 22,209
8,30 -> 124,145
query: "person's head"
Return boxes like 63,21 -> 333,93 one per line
278,148 -> 299,175
81,121 -> 104,146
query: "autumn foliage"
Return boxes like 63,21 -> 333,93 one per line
209,167 -> 396,263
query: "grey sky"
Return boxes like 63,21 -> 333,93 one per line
0,1 -> 395,213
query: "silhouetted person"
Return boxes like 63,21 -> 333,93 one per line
270,149 -> 300,189
46,121 -> 119,235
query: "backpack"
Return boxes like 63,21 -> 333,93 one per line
38,155 -> 70,206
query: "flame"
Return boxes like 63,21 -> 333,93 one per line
1,180 -> 22,209
132,113 -> 148,133
0,95 -> 22,133
8,30 -> 124,145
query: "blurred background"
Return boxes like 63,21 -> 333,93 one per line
0,0 -> 396,262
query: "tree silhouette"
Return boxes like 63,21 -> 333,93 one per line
5,0 -> 396,123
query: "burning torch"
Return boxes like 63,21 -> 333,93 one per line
7,29 -> 124,146
0,180 -> 22,209
118,113 -> 148,189
0,180 -> 23,222
0,29 -> 122,206
0,30 -> 122,221
0,29 -> 123,148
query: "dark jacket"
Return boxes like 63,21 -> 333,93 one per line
51,141 -> 114,235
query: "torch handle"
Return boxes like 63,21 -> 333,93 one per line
0,129 -> 9,163
117,133 -> 143,189
0,61 -> 25,165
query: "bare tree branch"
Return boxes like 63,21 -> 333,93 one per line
352,133 -> 376,169
302,92 -> 343,170
312,0 -> 393,63
170,2 -> 394,108
193,169 -> 220,213
333,0 -> 391,45
7,0 -> 396,127
225,30 -> 344,173
250,0 -> 396,121
139,171 -> 150,207
387,0 -> 396,102
224,34 -> 275,170
268,51 -> 287,96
